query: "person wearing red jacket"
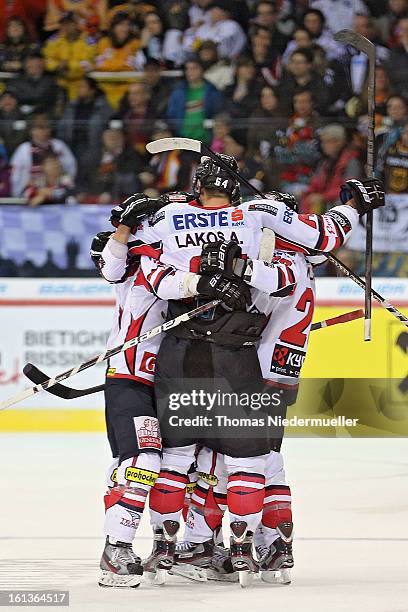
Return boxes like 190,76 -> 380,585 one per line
301,124 -> 362,214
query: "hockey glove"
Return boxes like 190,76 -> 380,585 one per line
197,273 -> 251,311
90,231 -> 112,270
340,178 -> 385,216
110,193 -> 153,231
264,190 -> 299,212
200,240 -> 242,277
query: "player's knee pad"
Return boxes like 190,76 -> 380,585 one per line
265,450 -> 285,482
116,453 -> 160,492
162,444 -> 197,471
224,452 -> 268,477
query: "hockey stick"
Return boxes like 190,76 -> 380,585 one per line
334,30 -> 376,341
22,363 -> 105,399
310,309 -> 364,331
24,309 -> 365,399
147,138 -> 408,329
0,299 -> 220,411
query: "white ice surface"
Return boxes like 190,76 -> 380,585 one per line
0,434 -> 407,612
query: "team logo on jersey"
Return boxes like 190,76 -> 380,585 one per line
172,209 -> 245,231
271,343 -> 306,378
283,206 -> 294,224
124,466 -> 159,486
134,416 -> 162,450
139,351 -> 156,374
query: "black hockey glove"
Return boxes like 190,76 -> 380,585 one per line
90,231 -> 112,270
340,178 -> 385,216
264,190 -> 299,212
199,240 -> 242,277
197,273 -> 251,311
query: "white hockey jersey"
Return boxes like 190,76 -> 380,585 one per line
123,198 -> 358,287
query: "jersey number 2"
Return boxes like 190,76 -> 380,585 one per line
279,288 -> 314,348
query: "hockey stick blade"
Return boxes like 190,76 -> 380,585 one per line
333,30 -> 375,55
23,363 -> 105,399
146,137 -> 202,155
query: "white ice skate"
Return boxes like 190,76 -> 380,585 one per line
99,537 -> 143,588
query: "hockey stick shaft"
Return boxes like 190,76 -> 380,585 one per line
334,30 -> 376,340
26,309 -> 365,400
0,299 -> 220,410
310,309 -> 364,331
328,253 -> 408,325
148,138 -> 408,328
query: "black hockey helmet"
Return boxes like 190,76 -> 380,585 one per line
193,154 -> 241,205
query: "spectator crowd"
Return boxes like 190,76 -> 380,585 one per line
0,0 -> 407,220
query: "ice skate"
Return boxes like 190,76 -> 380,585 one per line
142,520 -> 179,585
259,521 -> 293,585
170,540 -> 213,582
207,544 -> 239,583
99,537 -> 143,588
230,521 -> 259,588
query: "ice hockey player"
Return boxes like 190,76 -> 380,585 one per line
91,193 -> 194,588
101,155 -> 384,584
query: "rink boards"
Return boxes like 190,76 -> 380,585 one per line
0,278 -> 407,431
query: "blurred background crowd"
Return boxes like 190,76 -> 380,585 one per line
0,0 -> 407,277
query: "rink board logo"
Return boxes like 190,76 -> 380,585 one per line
124,466 -> 159,486
271,343 -> 306,377
134,416 -> 162,451
198,472 -> 218,487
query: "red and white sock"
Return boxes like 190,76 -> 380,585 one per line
225,454 -> 267,533
104,453 -> 160,543
149,445 -> 196,526
259,451 -> 292,547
